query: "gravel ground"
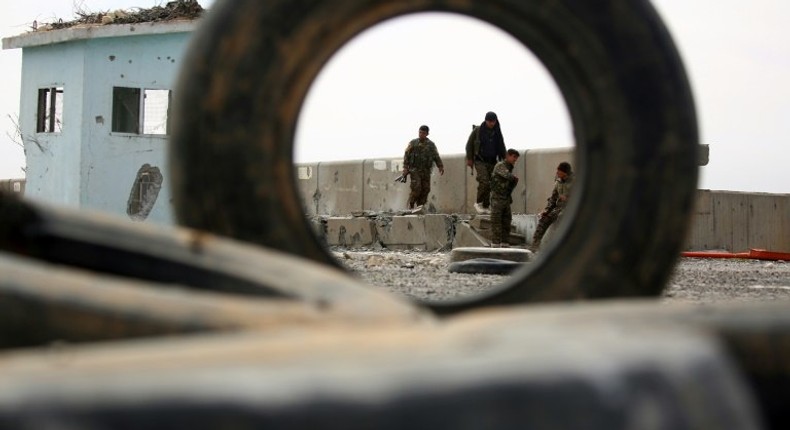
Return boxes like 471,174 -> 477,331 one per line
331,248 -> 790,304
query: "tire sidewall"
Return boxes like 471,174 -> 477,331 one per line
169,0 -> 698,313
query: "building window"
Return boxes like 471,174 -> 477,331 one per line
36,87 -> 64,133
112,87 -> 171,135
142,89 -> 171,135
112,87 -> 141,133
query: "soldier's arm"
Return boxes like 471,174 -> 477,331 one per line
563,181 -> 573,200
429,143 -> 445,175
544,187 -> 559,212
430,143 -> 443,167
465,127 -> 477,164
402,143 -> 413,173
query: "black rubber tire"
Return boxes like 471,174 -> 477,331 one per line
449,247 -> 532,263
448,258 -> 522,275
169,0 -> 698,314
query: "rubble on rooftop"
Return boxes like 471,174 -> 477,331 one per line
36,0 -> 203,31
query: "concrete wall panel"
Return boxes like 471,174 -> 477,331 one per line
378,216 -> 427,248
316,161 -> 363,216
423,214 -> 452,251
511,151 -> 527,214
685,191 -> 790,252
524,148 -> 575,214
685,190 -> 716,250
713,192 -> 750,252
295,164 -> 318,216
325,217 -> 376,247
0,179 -> 25,195
427,155 -> 467,214
748,193 -> 790,252
362,158 -> 409,213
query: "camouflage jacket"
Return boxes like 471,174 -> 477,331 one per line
403,138 -> 443,173
490,160 -> 518,203
544,173 -> 574,213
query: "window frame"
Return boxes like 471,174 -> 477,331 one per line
36,86 -> 64,133
111,86 -> 172,136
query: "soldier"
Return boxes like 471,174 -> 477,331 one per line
490,149 -> 520,247
465,111 -> 507,214
531,161 -> 574,251
402,125 -> 444,211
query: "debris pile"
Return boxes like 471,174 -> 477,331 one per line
40,0 -> 204,31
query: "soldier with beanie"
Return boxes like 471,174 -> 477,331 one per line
402,125 -> 444,211
466,111 -> 507,214
531,161 -> 574,250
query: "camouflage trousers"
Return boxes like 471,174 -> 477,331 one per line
474,161 -> 496,208
532,207 -> 563,247
490,198 -> 512,244
407,170 -> 431,209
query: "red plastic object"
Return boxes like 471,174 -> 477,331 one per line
681,249 -> 790,261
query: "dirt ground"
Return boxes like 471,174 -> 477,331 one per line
331,248 -> 790,304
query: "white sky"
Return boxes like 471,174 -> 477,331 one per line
1,0 -> 788,193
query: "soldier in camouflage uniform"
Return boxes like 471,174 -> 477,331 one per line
402,125 -> 444,210
531,161 -> 574,250
465,111 -> 507,214
489,149 -> 520,247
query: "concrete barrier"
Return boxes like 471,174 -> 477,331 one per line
322,215 -> 455,251
686,190 -> 790,252
7,145 -> 786,252
426,154 -> 467,214
316,161 -> 364,216
325,217 -> 377,247
0,179 -> 25,195
301,149 -> 575,217
523,148 -> 575,214
295,163 -> 319,216
362,158 -> 408,213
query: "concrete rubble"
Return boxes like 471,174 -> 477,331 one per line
311,212 -> 557,251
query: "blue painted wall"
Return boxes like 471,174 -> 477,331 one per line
14,22 -> 195,224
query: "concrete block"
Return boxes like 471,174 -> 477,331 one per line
453,221 -> 489,248
470,217 -> 493,242
426,154 -> 467,214
423,214 -> 453,251
713,192 -> 750,252
524,147 -> 575,214
362,158 -> 410,213
295,163 -> 319,216
685,190 -> 717,251
325,217 -> 376,247
0,179 -> 26,195
511,214 -> 537,238
468,215 -> 491,232
316,161 -> 364,216
748,193 -> 790,252
377,216 -> 426,248
511,150 -> 527,214
306,216 -> 327,245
